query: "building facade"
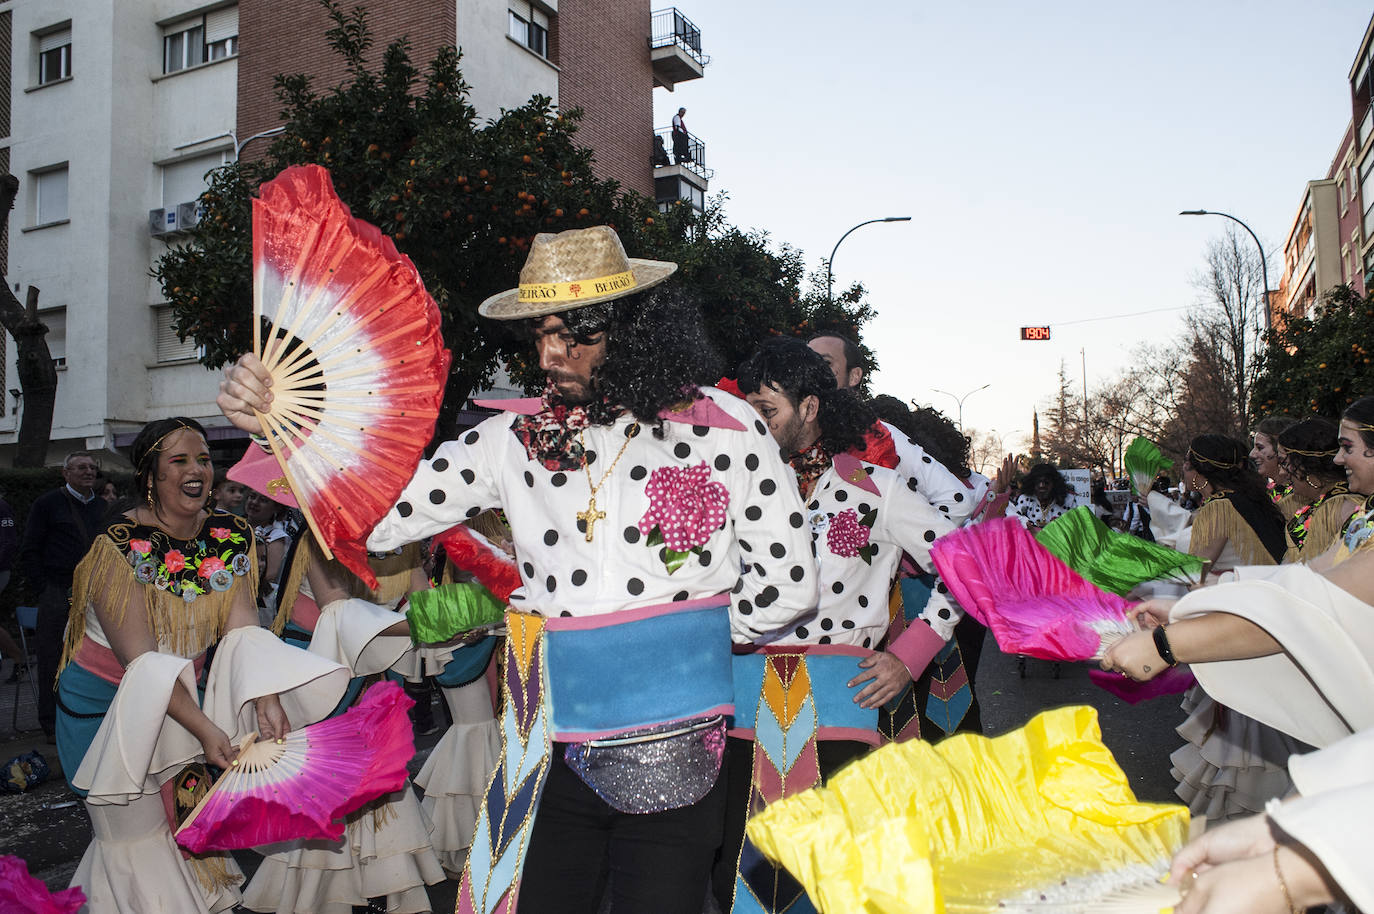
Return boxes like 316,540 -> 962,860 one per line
2,0 -> 706,466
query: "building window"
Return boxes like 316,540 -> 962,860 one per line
161,151 -> 230,209
39,308 -> 66,370
33,165 -> 68,225
38,26 -> 72,84
508,7 -> 548,59
163,23 -> 205,72
155,305 -> 199,363
162,5 -> 237,74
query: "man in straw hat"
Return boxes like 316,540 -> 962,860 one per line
217,225 -> 818,913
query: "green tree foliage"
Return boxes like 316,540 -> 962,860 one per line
1251,284 -> 1374,419
154,0 -> 873,425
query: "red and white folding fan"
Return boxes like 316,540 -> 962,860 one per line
252,164 -> 451,587
175,681 -> 415,854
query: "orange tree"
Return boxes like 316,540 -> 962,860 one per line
154,0 -> 874,427
1250,284 -> 1374,419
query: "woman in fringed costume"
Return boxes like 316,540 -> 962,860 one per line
55,418 -> 350,914
1273,418 -> 1363,563
1102,406 -> 1374,910
233,444 -> 445,914
1167,434 -> 1298,823
1251,414 -> 1299,515
410,513 -> 505,877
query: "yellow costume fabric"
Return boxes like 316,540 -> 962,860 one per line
745,706 -> 1189,913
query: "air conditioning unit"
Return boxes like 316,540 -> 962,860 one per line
148,207 -> 178,237
176,201 -> 202,231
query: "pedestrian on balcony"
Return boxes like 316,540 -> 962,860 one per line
672,106 -> 691,164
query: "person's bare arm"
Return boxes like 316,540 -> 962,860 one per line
96,582 -> 238,766
1102,612 -> 1281,680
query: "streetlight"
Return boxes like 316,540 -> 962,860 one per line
932,383 -> 990,431
826,216 -> 911,303
1179,209 -> 1271,330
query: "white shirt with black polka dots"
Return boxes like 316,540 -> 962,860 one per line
367,387 -> 819,644
1007,494 -> 1075,528
882,421 -> 979,525
757,460 -> 962,650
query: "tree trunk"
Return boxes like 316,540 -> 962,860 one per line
0,175 -> 59,466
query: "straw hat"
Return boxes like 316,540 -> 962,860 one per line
478,226 -> 677,320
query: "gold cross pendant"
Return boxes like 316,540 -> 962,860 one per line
577,496 -> 606,542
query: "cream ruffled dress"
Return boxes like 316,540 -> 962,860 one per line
242,595 -> 445,913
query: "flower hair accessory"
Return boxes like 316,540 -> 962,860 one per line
827,507 -> 878,564
637,462 -> 729,573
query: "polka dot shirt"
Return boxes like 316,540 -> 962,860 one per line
367,387 -> 819,643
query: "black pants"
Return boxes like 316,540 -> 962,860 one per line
516,747 -> 726,914
711,736 -> 868,913
35,583 -> 69,735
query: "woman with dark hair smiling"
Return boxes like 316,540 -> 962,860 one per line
1274,417 -> 1362,563
1250,415 -> 1298,511
53,417 -> 347,914
1179,434 -> 1287,577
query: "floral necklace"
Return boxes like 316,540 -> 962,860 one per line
121,512 -> 253,603
1288,482 -> 1350,548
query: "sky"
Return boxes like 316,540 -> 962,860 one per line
653,1 -> 1373,460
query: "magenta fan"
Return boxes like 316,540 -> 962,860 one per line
252,164 -> 451,588
930,517 -> 1138,662
175,681 -> 415,854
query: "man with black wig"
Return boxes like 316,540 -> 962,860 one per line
715,336 -> 964,914
217,225 -> 818,914
807,330 -> 982,524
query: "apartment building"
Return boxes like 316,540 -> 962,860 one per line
1,0 -> 707,465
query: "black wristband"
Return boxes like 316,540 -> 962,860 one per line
1153,624 -> 1178,667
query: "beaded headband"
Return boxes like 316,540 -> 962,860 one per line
137,422 -> 204,470
1186,449 -> 1242,471
1280,446 -> 1338,457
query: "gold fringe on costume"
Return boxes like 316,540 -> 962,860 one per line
270,538 -> 314,636
189,851 -> 241,893
59,534 -> 259,672
1189,498 -> 1278,567
1285,492 -> 1365,564
367,542 -> 426,606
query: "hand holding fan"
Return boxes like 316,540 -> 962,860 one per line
1124,437 -> 1172,496
175,681 -> 414,854
251,164 -> 451,587
930,517 -> 1140,661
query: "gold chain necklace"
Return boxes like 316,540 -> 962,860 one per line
576,423 -> 640,542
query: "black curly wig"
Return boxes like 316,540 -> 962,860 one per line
869,395 -> 973,479
737,336 -> 875,456
1276,418 -> 1344,488
531,283 -> 723,436
1021,462 -> 1070,507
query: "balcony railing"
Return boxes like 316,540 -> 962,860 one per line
654,127 -> 713,180
651,8 -> 708,67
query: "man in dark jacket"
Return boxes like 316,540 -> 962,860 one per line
20,452 -> 105,739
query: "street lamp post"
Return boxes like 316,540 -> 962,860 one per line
826,216 -> 911,303
1179,209 -> 1271,330
932,383 -> 990,431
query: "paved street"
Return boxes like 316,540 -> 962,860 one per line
1,637 -> 1187,908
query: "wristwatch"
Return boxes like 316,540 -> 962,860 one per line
1152,625 -> 1179,667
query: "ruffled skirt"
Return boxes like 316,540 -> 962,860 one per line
242,781 -> 445,913
415,677 -> 501,876
74,792 -> 242,914
1170,685 -> 1301,822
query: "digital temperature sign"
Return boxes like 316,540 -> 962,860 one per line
1020,326 -> 1052,341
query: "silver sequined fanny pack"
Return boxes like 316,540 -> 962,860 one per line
563,715 -> 726,814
